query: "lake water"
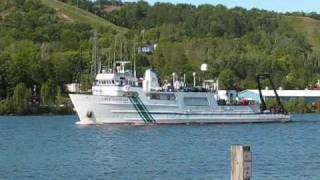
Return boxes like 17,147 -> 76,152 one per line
0,114 -> 319,180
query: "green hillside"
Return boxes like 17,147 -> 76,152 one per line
40,0 -> 126,32
2,0 -> 320,114
286,16 -> 320,50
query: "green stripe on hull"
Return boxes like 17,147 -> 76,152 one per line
134,96 -> 155,123
129,96 -> 155,123
129,97 -> 147,123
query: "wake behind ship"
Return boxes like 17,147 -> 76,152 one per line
69,61 -> 290,125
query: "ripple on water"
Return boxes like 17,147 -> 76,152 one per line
0,114 -> 319,179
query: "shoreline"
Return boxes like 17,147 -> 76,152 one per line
0,112 -> 318,116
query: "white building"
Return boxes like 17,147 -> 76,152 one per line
239,89 -> 320,103
66,83 -> 80,93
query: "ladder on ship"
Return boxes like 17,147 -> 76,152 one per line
129,96 -> 155,123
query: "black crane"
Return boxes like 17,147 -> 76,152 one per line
256,73 -> 286,114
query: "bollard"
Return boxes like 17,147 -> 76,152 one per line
231,145 -> 252,180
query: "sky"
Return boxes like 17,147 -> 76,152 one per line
122,0 -> 320,13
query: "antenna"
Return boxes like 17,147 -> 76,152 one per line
133,41 -> 136,78
120,41 -> 123,60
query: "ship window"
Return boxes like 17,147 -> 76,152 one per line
148,93 -> 176,101
184,97 -> 209,106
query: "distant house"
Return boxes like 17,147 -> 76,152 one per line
66,83 -> 80,93
102,5 -> 122,13
138,43 -> 157,54
239,89 -> 320,103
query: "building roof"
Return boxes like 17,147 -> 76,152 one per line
240,89 -> 320,97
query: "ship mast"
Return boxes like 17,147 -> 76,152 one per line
91,31 -> 100,82
113,38 -> 117,73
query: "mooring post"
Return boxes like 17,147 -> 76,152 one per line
231,145 -> 252,180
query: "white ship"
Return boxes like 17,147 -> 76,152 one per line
69,61 -> 290,125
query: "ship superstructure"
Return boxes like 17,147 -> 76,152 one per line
69,61 -> 290,125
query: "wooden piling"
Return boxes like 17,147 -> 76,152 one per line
231,145 -> 252,180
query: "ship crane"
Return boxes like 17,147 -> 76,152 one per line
256,73 -> 286,114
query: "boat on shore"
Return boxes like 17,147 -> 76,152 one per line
69,61 -> 290,125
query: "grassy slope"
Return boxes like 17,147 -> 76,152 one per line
40,0 -> 126,32
2,3 -> 320,94
286,16 -> 320,50
38,1 -> 320,50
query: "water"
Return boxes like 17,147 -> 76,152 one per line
0,114 -> 319,180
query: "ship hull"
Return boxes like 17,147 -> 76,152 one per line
69,94 -> 290,125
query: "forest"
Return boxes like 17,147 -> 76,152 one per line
0,0 -> 320,114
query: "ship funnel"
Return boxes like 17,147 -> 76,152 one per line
143,69 -> 160,92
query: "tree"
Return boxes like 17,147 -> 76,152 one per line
80,74 -> 91,91
40,80 -> 56,106
12,83 -> 31,114
218,69 -> 239,90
